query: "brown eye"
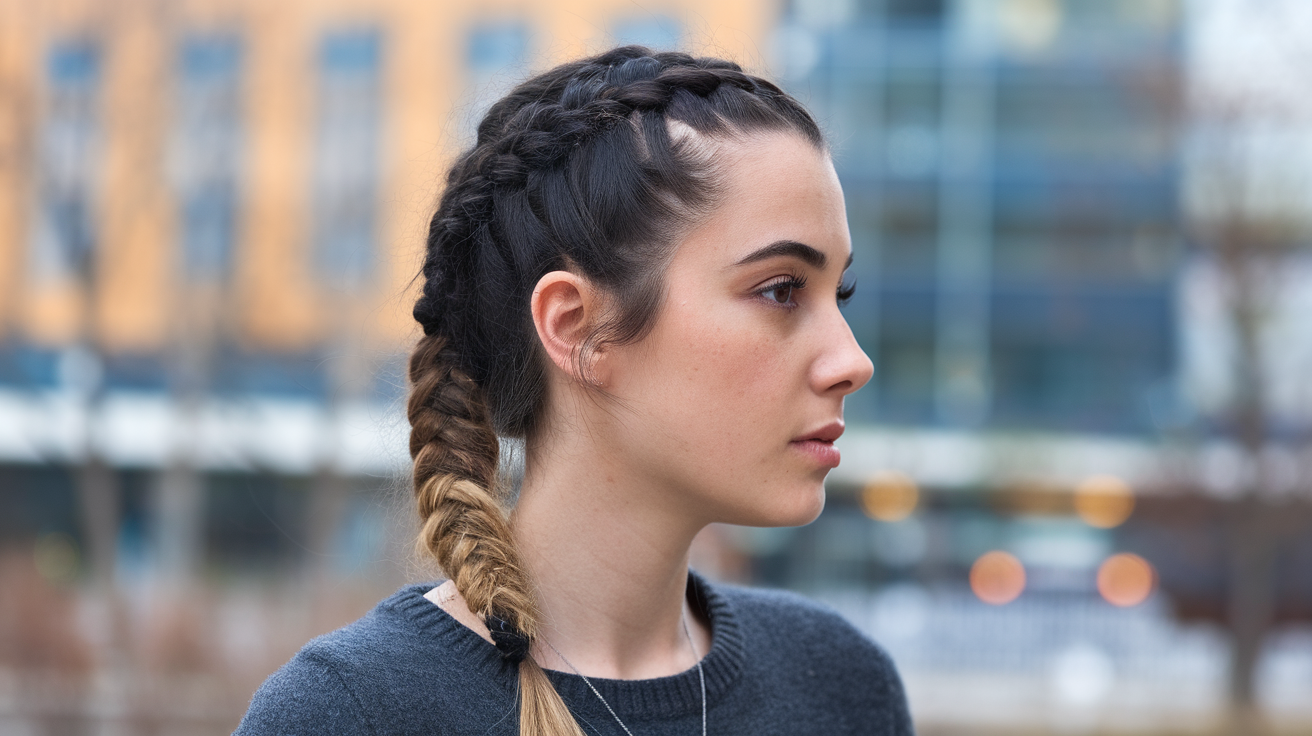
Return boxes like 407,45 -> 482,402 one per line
767,283 -> 795,304
757,275 -> 806,307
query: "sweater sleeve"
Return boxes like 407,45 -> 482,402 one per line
233,652 -> 375,736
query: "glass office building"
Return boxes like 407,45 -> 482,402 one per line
777,0 -> 1181,434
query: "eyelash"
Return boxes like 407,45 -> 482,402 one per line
755,273 -> 807,307
754,274 -> 858,308
837,277 -> 856,306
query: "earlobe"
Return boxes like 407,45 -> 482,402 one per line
530,271 -> 604,386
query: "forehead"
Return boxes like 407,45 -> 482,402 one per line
673,132 -> 850,270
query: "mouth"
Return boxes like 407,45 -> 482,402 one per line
789,421 -> 844,468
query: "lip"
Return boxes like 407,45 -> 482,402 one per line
789,421 -> 844,468
792,420 -> 845,444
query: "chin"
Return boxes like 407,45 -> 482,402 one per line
736,480 -> 827,528
785,484 -> 827,526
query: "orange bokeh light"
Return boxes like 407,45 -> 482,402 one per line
1097,553 -> 1155,607
970,550 -> 1026,605
861,471 -> 919,522
1073,475 -> 1135,528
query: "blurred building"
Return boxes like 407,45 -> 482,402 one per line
0,0 -> 770,574
0,1 -> 772,731
784,0 -> 1180,433
757,0 -> 1302,632
759,0 -> 1312,619
2,0 -> 1311,732
759,3 -> 1312,729
758,0 -> 1181,582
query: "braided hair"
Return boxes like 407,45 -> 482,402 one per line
408,46 -> 824,736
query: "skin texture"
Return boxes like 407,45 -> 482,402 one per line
427,131 -> 873,681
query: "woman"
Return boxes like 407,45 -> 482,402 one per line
236,46 -> 913,736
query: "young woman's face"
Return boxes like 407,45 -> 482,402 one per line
600,132 -> 873,528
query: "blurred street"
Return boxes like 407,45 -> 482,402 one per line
2,0 -> 1312,734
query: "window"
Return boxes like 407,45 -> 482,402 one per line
879,182 -> 938,276
468,23 -> 529,70
989,286 -> 1173,430
312,30 -> 382,287
462,23 -> 529,142
172,35 -> 242,282
31,42 -> 100,284
205,472 -> 309,571
886,0 -> 945,24
877,330 -> 937,422
991,178 -> 1178,281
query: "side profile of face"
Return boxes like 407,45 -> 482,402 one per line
572,131 -> 874,528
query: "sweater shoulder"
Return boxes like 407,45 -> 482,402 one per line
235,633 -> 377,735
719,583 -> 892,660
715,583 -> 903,683
290,584 -> 491,694
235,584 -> 476,736
717,582 -> 873,644
712,582 -> 915,734
292,592 -> 421,670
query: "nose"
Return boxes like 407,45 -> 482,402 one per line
811,307 -> 874,397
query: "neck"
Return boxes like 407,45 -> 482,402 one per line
513,431 -> 709,680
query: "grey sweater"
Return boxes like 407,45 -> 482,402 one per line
234,573 -> 914,735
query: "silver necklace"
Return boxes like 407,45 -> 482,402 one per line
543,610 -> 707,736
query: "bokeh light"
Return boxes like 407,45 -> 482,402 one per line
1097,553 -> 1156,607
970,550 -> 1026,605
861,470 -> 919,522
34,533 -> 80,585
1073,474 -> 1135,528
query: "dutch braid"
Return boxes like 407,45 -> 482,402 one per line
408,46 -> 824,736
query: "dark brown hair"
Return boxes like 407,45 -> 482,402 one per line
407,45 -> 824,736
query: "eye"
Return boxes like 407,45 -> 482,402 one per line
766,282 -> 795,305
755,275 -> 807,307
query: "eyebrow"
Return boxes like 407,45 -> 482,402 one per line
733,240 -> 854,271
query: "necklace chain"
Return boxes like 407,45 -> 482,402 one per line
542,610 -> 707,736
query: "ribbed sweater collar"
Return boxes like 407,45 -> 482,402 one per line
386,570 -> 745,720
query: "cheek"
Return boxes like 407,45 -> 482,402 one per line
607,298 -> 827,526
632,302 -> 811,493
658,305 -> 786,428
683,321 -> 789,427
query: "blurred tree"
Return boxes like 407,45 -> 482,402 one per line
1170,2 -> 1312,731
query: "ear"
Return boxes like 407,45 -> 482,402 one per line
530,271 -> 607,386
